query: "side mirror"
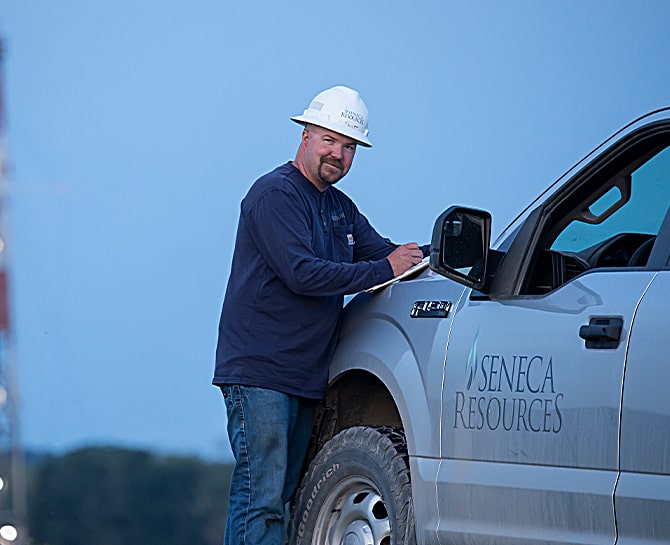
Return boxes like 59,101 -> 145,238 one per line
429,206 -> 492,290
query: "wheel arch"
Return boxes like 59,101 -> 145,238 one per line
311,370 -> 403,455
307,317 -> 438,464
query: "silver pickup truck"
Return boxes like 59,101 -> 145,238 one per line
289,108 -> 670,545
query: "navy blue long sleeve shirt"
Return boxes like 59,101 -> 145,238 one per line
213,162 -> 396,399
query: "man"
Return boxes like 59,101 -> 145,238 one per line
213,85 -> 424,545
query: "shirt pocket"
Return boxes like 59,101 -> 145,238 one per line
332,224 -> 355,263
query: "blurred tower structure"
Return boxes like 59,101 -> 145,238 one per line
0,37 -> 28,545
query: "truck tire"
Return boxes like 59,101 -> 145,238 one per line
289,426 -> 415,545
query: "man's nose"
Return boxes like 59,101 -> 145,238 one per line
329,144 -> 344,159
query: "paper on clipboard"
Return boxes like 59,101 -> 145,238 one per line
366,256 -> 430,293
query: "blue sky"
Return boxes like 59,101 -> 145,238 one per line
1,1 -> 669,460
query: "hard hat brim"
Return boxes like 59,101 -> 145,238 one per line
291,115 -> 372,147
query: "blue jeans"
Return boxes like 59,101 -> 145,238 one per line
221,385 -> 315,545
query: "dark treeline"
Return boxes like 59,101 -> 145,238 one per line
27,446 -> 232,545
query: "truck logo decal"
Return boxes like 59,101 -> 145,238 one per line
465,328 -> 479,390
456,332 -> 564,434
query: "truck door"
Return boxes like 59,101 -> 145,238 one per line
436,273 -> 653,545
616,266 -> 670,543
435,140 -> 670,544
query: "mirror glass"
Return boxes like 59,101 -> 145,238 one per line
440,211 -> 486,283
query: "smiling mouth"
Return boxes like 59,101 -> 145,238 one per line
322,160 -> 343,171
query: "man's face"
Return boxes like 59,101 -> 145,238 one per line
301,125 -> 357,190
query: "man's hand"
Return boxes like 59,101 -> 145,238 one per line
386,243 -> 424,277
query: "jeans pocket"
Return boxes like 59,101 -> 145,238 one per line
224,385 -> 246,429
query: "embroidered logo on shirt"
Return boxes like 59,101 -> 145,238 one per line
347,233 -> 355,246
331,209 -> 345,222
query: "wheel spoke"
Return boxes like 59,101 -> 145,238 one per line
342,489 -> 390,544
316,478 -> 390,545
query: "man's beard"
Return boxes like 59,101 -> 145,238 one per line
317,158 -> 345,185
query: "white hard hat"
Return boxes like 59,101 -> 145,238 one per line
291,85 -> 372,147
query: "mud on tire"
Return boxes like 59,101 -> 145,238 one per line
289,426 -> 415,545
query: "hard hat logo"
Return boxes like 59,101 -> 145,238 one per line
291,85 -> 372,147
341,107 -> 367,130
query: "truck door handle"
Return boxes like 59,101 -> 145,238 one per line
579,317 -> 623,349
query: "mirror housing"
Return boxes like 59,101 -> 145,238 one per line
429,206 -> 492,290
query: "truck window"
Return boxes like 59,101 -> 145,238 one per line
524,143 -> 670,294
552,146 -> 670,258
